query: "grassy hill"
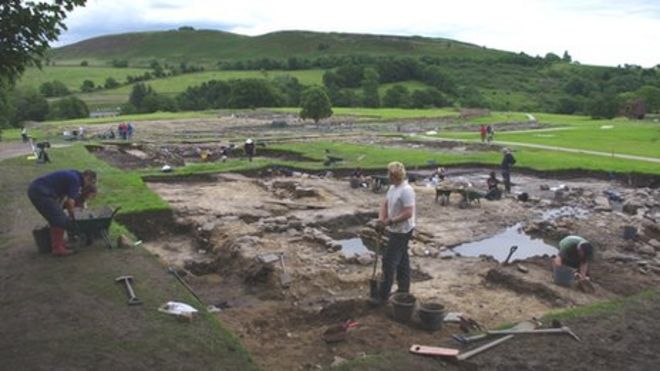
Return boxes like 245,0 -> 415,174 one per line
13,29 -> 655,115
50,29 -> 510,66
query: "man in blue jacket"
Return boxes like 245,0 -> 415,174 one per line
27,169 -> 97,256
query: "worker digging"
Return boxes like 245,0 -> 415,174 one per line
27,169 -> 98,256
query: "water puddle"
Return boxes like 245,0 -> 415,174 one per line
452,223 -> 558,262
339,238 -> 370,257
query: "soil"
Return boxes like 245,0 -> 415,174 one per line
3,111 -> 660,370
134,168 -> 659,370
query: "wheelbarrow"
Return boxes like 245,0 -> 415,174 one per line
72,206 -> 121,249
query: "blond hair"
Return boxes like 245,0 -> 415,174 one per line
387,162 -> 407,182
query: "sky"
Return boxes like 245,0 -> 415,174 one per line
56,0 -> 660,68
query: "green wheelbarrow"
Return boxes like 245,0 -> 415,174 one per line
72,206 -> 121,249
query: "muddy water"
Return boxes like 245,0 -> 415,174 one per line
452,223 -> 558,262
339,238 -> 370,257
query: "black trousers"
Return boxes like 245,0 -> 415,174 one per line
379,229 -> 413,300
502,170 -> 511,192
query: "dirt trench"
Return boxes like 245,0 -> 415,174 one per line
112,168 -> 660,370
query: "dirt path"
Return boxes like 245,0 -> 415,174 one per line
0,141 -> 33,161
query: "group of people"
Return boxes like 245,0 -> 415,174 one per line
479,124 -> 495,143
117,122 -> 134,140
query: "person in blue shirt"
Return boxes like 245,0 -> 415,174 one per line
27,169 -> 97,256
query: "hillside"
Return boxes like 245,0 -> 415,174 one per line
50,29 -> 511,66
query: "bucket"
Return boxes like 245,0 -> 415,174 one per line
553,265 -> 575,287
390,293 -> 416,322
622,226 -> 637,240
418,302 -> 445,331
32,226 -> 51,254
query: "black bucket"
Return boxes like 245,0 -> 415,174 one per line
418,302 -> 445,331
390,293 -> 416,322
32,226 -> 51,254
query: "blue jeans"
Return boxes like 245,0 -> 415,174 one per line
27,183 -> 69,228
379,229 -> 413,300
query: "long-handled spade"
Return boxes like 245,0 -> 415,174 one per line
369,232 -> 383,300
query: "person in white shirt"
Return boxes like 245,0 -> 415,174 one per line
373,161 -> 416,305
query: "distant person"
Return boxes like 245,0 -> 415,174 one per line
244,138 -> 255,162
486,125 -> 494,143
36,141 -> 51,163
27,169 -> 98,256
372,162 -> 416,306
127,122 -> 134,139
479,125 -> 487,143
78,126 -> 85,139
21,127 -> 28,142
553,235 -> 594,286
501,148 -> 516,193
350,167 -> 368,188
484,171 -> 501,200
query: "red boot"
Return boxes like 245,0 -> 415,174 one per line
50,227 -> 73,257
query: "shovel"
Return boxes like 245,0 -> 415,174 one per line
369,233 -> 382,299
503,245 -> 518,265
279,253 -> 292,288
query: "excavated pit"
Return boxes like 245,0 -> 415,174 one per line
120,169 -> 660,370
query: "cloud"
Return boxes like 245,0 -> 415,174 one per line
57,0 -> 660,67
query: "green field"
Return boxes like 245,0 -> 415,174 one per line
434,115 -> 660,158
17,66 -> 150,92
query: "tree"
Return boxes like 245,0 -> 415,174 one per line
80,79 -> 96,92
383,85 -> 411,108
104,77 -> 120,89
300,86 -> 333,123
0,0 -> 86,131
586,94 -> 620,119
129,83 -> 152,110
48,96 -> 89,120
0,0 -> 87,84
10,89 -> 49,124
562,51 -> 572,63
361,67 -> 380,108
40,80 -> 70,97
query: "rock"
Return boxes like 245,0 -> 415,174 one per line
294,186 -> 320,198
356,253 -> 375,265
116,234 -> 134,249
648,239 -> 660,250
593,196 -> 611,211
272,180 -> 298,191
439,250 -> 456,259
623,202 -> 642,215
638,244 -> 657,256
539,184 -> 550,191
331,356 -> 347,368
517,264 -> 529,273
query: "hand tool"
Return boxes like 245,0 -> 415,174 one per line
369,229 -> 383,299
487,326 -> 581,342
409,345 -> 460,357
502,245 -> 518,265
115,275 -> 141,305
453,319 -> 538,345
456,334 -> 514,361
168,266 -> 203,304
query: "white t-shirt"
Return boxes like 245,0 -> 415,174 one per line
386,181 -> 416,233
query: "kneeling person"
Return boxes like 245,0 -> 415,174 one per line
553,235 -> 594,282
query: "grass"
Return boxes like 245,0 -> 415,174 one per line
0,144 -> 257,370
432,115 -> 660,158
17,66 -> 150,92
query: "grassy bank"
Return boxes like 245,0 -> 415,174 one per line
0,144 -> 257,370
